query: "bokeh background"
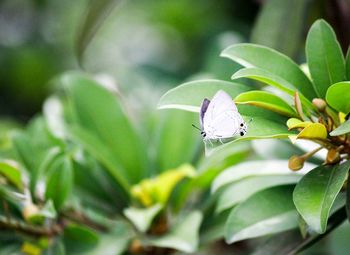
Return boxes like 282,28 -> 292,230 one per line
2,0 -> 350,121
1,1 -> 350,254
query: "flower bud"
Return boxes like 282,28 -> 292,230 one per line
22,203 -> 39,221
312,98 -> 327,112
129,239 -> 143,254
327,149 -> 340,164
288,155 -> 304,171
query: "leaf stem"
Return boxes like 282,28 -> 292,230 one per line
0,215 -> 62,237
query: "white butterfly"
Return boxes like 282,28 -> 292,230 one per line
197,90 -> 247,142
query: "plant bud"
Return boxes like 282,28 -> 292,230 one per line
129,239 -> 143,254
288,155 -> 304,171
312,98 -> 327,112
326,149 -> 340,164
22,203 -> 39,220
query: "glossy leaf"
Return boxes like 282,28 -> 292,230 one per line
11,131 -> 38,174
148,211 -> 202,253
0,160 -> 22,190
212,160 -> 315,193
293,161 -> 350,233
225,185 -> 298,243
326,81 -> 350,114
131,164 -> 195,207
235,90 -> 297,117
289,123 -> 327,143
306,19 -> 345,98
231,68 -> 314,110
221,43 -> 316,100
158,79 -> 250,112
216,175 -> 301,213
346,47 -> 350,80
251,0 -> 307,57
63,72 -> 148,186
205,117 -> 294,156
64,224 -> 99,253
347,174 -> 350,221
76,0 -> 123,65
123,204 -> 162,232
330,119 -> 350,136
155,110 -> 199,171
68,126 -> 130,200
286,118 -> 311,130
45,156 -> 74,210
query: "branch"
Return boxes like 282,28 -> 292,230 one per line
0,215 -> 63,237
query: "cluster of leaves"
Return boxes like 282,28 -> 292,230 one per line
0,71 -> 254,254
2,2 -> 350,253
159,19 -> 350,253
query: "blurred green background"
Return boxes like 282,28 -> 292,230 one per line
1,1 -> 350,253
2,0 -> 350,121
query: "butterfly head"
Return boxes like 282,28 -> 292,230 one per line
239,122 -> 248,136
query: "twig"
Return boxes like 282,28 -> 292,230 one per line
0,215 -> 62,237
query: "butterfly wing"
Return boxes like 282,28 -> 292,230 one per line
200,98 -> 210,129
209,111 -> 244,138
203,90 -> 243,139
204,90 -> 237,123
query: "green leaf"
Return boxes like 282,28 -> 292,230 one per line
330,119 -> 350,136
346,172 -> 350,221
231,67 -> 314,109
196,142 -> 251,186
68,125 -> 130,199
27,200 -> 57,224
212,160 -> 315,193
47,239 -> 66,255
45,156 -> 74,210
326,81 -> 350,114
64,224 -> 99,253
306,19 -> 345,98
289,123 -> 328,143
76,0 -> 123,65
11,131 -> 38,174
85,222 -> 132,255
293,161 -> 350,233
200,210 -> 230,243
158,79 -> 251,112
221,43 -> 316,100
63,72 -> 148,185
0,160 -> 23,190
225,185 -> 298,243
205,117 -> 294,155
251,0 -> 307,58
155,110 -> 199,171
234,90 -> 297,117
158,79 -> 288,123
148,211 -> 202,253
123,204 -> 162,232
216,175 -> 301,213
346,47 -> 350,80
286,118 -> 311,129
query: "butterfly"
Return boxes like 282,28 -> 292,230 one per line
193,90 -> 247,142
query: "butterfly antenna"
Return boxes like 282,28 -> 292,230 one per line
192,124 -> 201,131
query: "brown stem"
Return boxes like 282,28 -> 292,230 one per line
61,211 -> 108,232
0,215 -> 62,237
